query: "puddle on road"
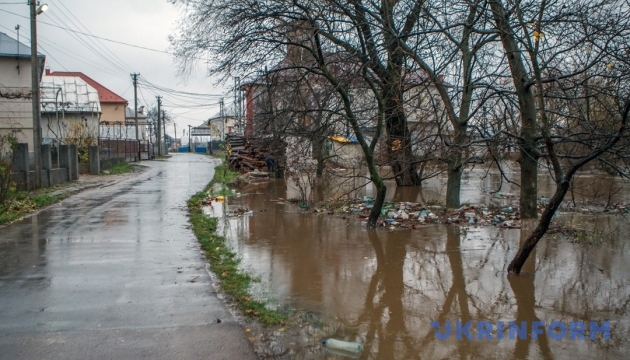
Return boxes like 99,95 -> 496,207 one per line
203,178 -> 630,359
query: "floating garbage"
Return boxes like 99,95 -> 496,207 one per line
243,210 -> 254,216
362,196 -> 373,203
383,202 -> 395,210
502,207 -> 513,213
216,195 -> 225,202
322,339 -> 363,354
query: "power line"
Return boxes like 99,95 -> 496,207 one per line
0,8 -> 173,55
0,23 -> 70,72
138,76 -> 224,98
48,0 -> 136,73
44,9 -> 133,76
0,21 -> 132,80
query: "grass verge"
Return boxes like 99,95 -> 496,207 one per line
0,190 -> 70,225
187,162 -> 285,326
103,163 -> 135,175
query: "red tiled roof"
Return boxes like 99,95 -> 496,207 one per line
47,70 -> 128,104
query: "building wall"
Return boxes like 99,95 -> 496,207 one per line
41,112 -> 100,145
208,116 -> 237,140
0,57 -> 35,148
330,141 -> 363,168
100,102 -> 126,122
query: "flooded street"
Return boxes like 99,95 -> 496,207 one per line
209,173 -> 630,359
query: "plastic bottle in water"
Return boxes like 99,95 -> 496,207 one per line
322,338 -> 363,354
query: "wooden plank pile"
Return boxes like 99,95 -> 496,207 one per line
227,135 -> 270,172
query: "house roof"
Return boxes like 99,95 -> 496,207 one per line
47,70 -> 127,104
0,32 -> 45,58
207,104 -> 238,122
40,75 -> 101,113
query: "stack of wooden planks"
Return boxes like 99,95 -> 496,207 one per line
227,135 -> 270,172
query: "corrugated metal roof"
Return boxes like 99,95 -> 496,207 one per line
0,32 -> 45,58
40,75 -> 101,113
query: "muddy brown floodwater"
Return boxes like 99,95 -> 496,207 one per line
205,174 -> 630,359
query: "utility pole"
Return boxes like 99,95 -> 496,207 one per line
15,25 -> 20,74
156,95 -> 162,156
187,125 -> 192,153
162,110 -> 166,152
30,0 -> 45,189
174,123 -> 177,149
234,76 -> 241,133
131,73 -> 140,161
219,98 -> 224,140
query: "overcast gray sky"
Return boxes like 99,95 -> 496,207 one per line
0,0 -> 227,139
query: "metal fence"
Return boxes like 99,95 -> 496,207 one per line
99,138 -> 138,162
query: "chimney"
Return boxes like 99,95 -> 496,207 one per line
45,68 -> 51,76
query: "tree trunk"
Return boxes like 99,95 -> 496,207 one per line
445,154 -> 463,208
445,122 -> 466,208
508,180 -> 570,274
368,178 -> 387,227
384,87 -> 420,187
313,134 -> 325,177
519,145 -> 538,218
489,0 -> 539,219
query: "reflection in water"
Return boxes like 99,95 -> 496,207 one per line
212,178 -> 630,359
509,220 -> 551,360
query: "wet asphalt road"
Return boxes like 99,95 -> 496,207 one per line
0,154 -> 257,360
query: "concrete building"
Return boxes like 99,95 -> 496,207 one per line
0,32 -> 46,149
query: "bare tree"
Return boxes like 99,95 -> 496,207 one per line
487,0 -> 630,273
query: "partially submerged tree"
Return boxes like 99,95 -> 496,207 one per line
487,0 -> 630,273
399,0 -> 502,207
170,0 -> 408,225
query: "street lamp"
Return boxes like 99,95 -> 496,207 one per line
30,1 -> 48,189
36,3 -> 48,14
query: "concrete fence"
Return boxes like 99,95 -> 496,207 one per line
11,143 -> 79,191
10,141 -> 130,189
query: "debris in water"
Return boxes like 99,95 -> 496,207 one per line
322,338 -> 363,355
